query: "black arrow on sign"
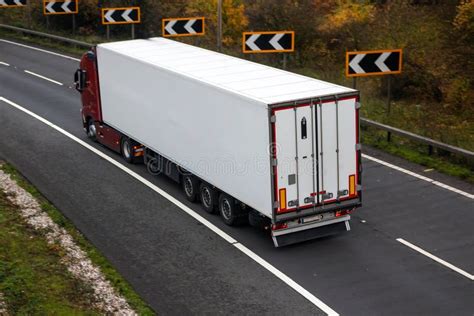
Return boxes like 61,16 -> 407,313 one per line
346,50 -> 402,77
163,18 -> 205,37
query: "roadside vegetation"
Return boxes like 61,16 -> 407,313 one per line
0,163 -> 154,315
1,0 -> 472,181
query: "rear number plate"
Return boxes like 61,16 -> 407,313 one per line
302,214 -> 323,224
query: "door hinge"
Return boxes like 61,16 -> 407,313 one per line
355,143 -> 362,151
272,158 -> 278,166
355,102 -> 361,109
270,115 -> 276,123
273,201 -> 279,208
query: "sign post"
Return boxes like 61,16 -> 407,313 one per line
43,0 -> 78,34
346,49 -> 403,141
162,17 -> 205,37
101,6 -> 141,40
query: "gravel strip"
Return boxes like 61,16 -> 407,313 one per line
0,292 -> 8,315
0,167 -> 136,315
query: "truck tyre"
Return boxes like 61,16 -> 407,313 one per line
199,183 -> 217,214
219,194 -> 241,226
182,175 -> 199,202
121,137 -> 134,164
86,119 -> 97,141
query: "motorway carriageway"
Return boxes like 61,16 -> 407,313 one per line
0,38 -> 473,315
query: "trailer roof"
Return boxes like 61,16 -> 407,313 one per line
98,37 -> 355,105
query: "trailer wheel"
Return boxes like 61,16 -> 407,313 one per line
182,175 -> 199,202
86,119 -> 97,141
218,194 -> 241,226
199,183 -> 217,214
121,137 -> 134,163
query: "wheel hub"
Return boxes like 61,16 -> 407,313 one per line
202,188 -> 211,208
184,178 -> 193,196
221,199 -> 231,220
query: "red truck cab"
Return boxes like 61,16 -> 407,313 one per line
75,49 -> 136,157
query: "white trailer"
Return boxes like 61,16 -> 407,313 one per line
78,37 -> 361,246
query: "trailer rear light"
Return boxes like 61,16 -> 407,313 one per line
349,174 -> 356,196
279,188 -> 287,211
272,223 -> 288,231
335,209 -> 351,217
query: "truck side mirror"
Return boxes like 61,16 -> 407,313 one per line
74,69 -> 87,92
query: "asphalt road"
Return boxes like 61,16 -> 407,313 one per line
1,38 -> 473,315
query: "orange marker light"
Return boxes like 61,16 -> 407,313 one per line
349,174 -> 356,196
279,188 -> 287,211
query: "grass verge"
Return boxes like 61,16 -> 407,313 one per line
362,127 -> 474,184
0,184 -> 99,314
0,163 -> 154,315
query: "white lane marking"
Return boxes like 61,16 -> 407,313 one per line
234,243 -> 338,316
0,39 -> 80,62
0,96 -> 338,316
362,154 -> 473,199
0,62 -> 10,66
397,238 -> 474,281
24,70 -> 63,86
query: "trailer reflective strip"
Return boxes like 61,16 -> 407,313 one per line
349,174 -> 356,196
0,96 -> 339,315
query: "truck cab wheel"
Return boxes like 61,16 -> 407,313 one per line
121,137 -> 133,163
87,119 -> 97,141
200,183 -> 217,214
182,175 -> 199,202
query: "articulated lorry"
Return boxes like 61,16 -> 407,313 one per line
74,38 -> 362,247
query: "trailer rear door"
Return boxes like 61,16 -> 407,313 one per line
273,97 -> 358,214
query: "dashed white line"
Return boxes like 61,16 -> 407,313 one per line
397,238 -> 474,281
0,39 -> 80,62
362,154 -> 473,199
24,70 -> 63,86
0,96 -> 339,316
0,62 -> 10,66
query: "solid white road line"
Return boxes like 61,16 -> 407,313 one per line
0,96 -> 339,316
24,70 -> 63,86
397,238 -> 474,281
362,154 -> 473,200
0,39 -> 81,62
0,62 -> 10,66
3,38 -> 470,201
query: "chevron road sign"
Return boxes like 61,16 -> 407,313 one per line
43,0 -> 77,15
243,31 -> 294,53
346,49 -> 403,77
162,17 -> 205,37
102,7 -> 141,25
0,0 -> 26,7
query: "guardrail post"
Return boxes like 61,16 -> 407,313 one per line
428,145 -> 433,156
